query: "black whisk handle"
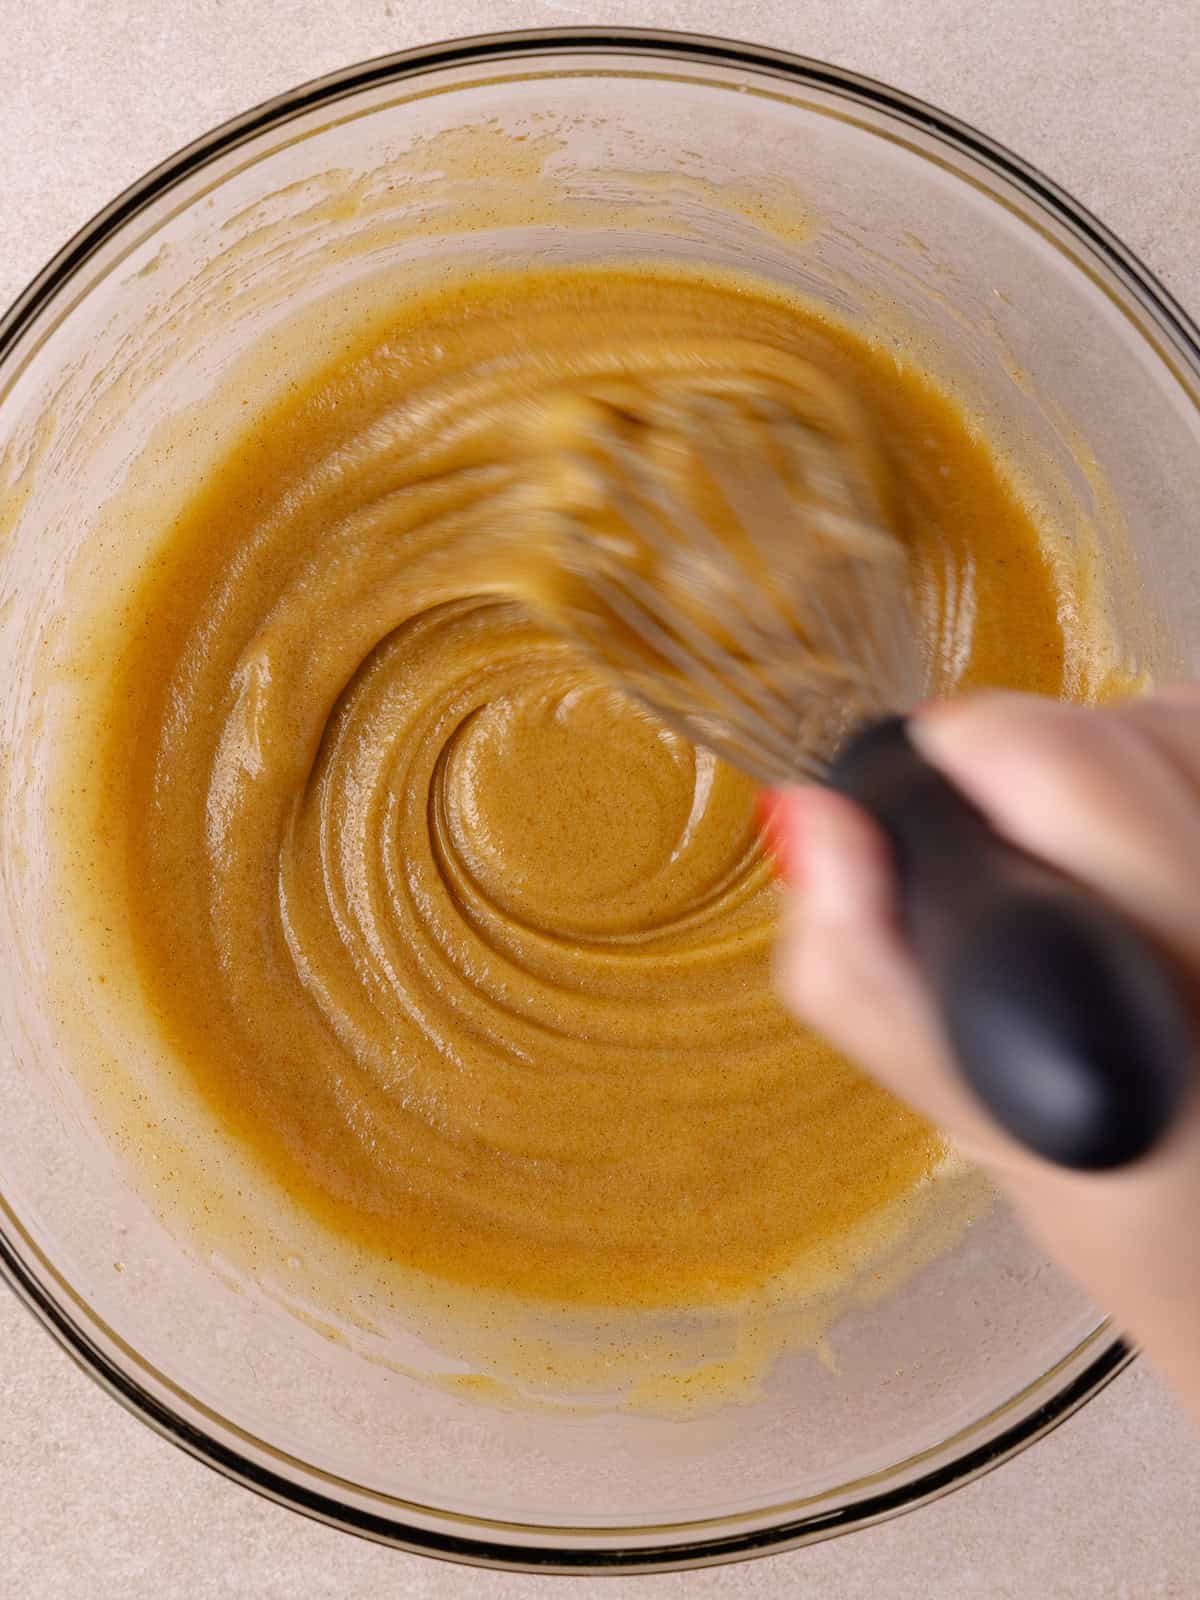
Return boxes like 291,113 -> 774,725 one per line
827,716 -> 1191,1170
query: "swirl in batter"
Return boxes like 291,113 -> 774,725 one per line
101,267 -> 1068,1307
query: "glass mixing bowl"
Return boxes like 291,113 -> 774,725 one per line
2,28 -> 1198,1575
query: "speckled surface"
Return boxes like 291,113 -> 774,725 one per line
3,3 -> 1199,1595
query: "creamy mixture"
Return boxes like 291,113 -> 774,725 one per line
97,266 -> 1067,1308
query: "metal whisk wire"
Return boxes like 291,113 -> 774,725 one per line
551,391 -> 925,786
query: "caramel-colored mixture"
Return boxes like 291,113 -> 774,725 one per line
100,267 -> 1065,1308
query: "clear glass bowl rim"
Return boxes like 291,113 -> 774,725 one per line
4,24 -> 1194,1574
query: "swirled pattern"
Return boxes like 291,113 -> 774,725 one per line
104,268 -> 1067,1305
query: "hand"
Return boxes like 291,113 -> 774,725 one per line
768,687 -> 1200,1418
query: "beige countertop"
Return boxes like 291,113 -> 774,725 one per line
3,2 -> 1199,1595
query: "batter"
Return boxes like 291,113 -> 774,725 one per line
99,267 -> 1067,1308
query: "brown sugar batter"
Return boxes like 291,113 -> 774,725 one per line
98,266 -> 1068,1308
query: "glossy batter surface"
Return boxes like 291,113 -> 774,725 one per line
101,268 -> 1066,1307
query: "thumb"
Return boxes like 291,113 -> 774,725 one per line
767,781 -> 1041,1168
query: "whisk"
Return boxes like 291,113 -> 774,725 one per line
532,382 -> 1189,1171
